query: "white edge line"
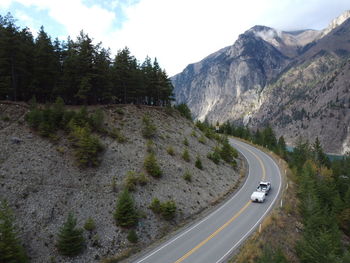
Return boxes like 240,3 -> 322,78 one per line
215,141 -> 283,263
135,139 -> 252,263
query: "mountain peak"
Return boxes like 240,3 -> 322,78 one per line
321,10 -> 350,37
245,25 -> 282,47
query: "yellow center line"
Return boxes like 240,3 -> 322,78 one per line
247,147 -> 266,180
173,141 -> 266,263
174,200 -> 251,263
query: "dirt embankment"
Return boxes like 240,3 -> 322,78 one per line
0,102 -> 245,263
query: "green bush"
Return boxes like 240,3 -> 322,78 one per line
195,156 -> 203,170
142,114 -> 157,138
198,135 -> 206,144
72,106 -> 90,128
116,108 -> 124,115
207,147 -> 221,164
25,108 -> 43,129
191,130 -> 197,137
109,128 -> 126,143
149,198 -> 161,214
0,200 -> 28,263
174,103 -> 192,120
70,126 -> 104,167
127,229 -> 138,243
146,140 -> 155,153
84,217 -> 96,232
89,108 -> 104,132
204,128 -> 216,139
57,213 -> 85,256
144,153 -> 162,178
183,138 -> 189,146
114,189 -> 138,228
166,145 -> 175,156
1,115 -> 10,122
61,110 -> 76,129
182,148 -> 190,162
51,97 -> 65,129
220,137 -> 238,163
160,201 -> 177,220
137,173 -> 149,186
183,170 -> 192,182
149,198 -> 177,220
124,171 -> 138,191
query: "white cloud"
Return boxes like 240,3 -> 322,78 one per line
3,0 -> 350,76
0,0 -> 12,9
6,0 -> 116,43
105,0 -> 268,75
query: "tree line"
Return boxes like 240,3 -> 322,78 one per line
218,120 -> 288,158
0,13 -> 174,105
216,120 -> 350,262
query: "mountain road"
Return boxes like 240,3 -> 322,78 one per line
133,138 -> 283,263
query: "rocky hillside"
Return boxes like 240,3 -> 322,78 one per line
172,26 -> 291,123
172,11 -> 350,154
249,17 -> 350,155
0,102 -> 243,262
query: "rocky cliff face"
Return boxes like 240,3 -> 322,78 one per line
172,26 -> 291,123
172,11 -> 350,154
249,17 -> 350,154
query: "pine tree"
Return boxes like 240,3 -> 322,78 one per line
312,137 -> 330,168
114,189 -> 138,227
32,26 -> 59,102
261,125 -> 277,150
174,103 -> 192,120
56,213 -> 85,256
0,200 -> 28,263
277,136 -> 287,158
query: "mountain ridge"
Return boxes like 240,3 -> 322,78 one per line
172,10 -> 350,154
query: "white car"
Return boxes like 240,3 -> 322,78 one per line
256,181 -> 271,195
251,191 -> 266,203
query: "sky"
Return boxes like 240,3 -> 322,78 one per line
1,0 -> 349,76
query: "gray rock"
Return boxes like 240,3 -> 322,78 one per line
10,136 -> 22,144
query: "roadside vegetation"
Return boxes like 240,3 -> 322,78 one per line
223,122 -> 350,262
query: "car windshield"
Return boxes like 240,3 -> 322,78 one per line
259,184 -> 267,189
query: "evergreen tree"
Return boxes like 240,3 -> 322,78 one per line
0,13 -> 34,101
32,26 -> 59,102
174,103 -> 192,120
254,128 -> 263,145
312,137 -> 330,168
277,136 -> 287,158
0,13 -> 174,105
111,47 -> 137,104
0,200 -> 28,263
290,137 -> 311,171
114,189 -> 138,227
261,125 -> 277,150
220,136 -> 238,163
56,213 -> 85,256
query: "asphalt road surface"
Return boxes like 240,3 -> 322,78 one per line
133,138 -> 283,263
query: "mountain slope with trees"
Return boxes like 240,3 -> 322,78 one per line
0,101 -> 243,262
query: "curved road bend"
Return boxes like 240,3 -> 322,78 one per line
133,138 -> 282,263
